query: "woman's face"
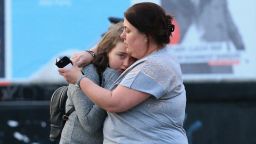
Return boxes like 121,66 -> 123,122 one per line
121,18 -> 148,59
108,42 -> 136,73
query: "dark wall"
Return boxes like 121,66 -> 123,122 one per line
184,82 -> 256,144
185,102 -> 256,144
0,0 -> 5,77
0,101 -> 49,144
0,82 -> 256,144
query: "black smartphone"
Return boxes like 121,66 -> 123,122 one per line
55,56 -> 73,68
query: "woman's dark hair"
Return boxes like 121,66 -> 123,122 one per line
124,2 -> 175,47
92,22 -> 123,82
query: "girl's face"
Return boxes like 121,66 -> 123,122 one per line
120,18 -> 148,59
108,42 -> 136,73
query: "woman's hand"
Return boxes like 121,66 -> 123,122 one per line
71,51 -> 94,68
58,65 -> 83,84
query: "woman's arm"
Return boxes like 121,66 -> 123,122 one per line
59,64 -> 150,113
71,47 -> 97,67
79,78 -> 150,113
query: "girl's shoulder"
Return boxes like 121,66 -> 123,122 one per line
82,64 -> 100,83
82,64 -> 97,74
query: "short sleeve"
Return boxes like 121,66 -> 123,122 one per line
119,60 -> 171,99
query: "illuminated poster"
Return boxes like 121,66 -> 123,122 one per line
161,0 -> 256,81
3,0 -> 256,83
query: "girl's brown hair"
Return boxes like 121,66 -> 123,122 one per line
92,22 -> 124,82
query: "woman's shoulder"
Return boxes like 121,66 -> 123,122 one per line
141,48 -> 182,75
149,48 -> 179,66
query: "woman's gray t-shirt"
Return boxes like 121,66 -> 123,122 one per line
103,47 -> 188,144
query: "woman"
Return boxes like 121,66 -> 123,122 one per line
59,2 -> 188,144
59,22 -> 136,144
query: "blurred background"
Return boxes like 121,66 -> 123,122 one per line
1,0 -> 256,143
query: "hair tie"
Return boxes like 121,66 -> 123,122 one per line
166,15 -> 175,36
168,23 -> 175,32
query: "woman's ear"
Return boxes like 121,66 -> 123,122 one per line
144,35 -> 148,42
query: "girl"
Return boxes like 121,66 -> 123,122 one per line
59,22 -> 136,144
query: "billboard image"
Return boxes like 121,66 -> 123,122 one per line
161,0 -> 256,82
2,0 -> 256,83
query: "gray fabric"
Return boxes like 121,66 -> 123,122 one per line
60,64 -> 120,144
103,47 -> 188,144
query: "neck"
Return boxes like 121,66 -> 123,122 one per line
142,43 -> 160,58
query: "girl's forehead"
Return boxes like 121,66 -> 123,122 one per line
123,19 -> 131,27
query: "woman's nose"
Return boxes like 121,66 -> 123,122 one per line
120,31 -> 125,40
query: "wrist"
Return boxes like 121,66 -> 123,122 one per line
85,50 -> 96,58
75,75 -> 86,89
